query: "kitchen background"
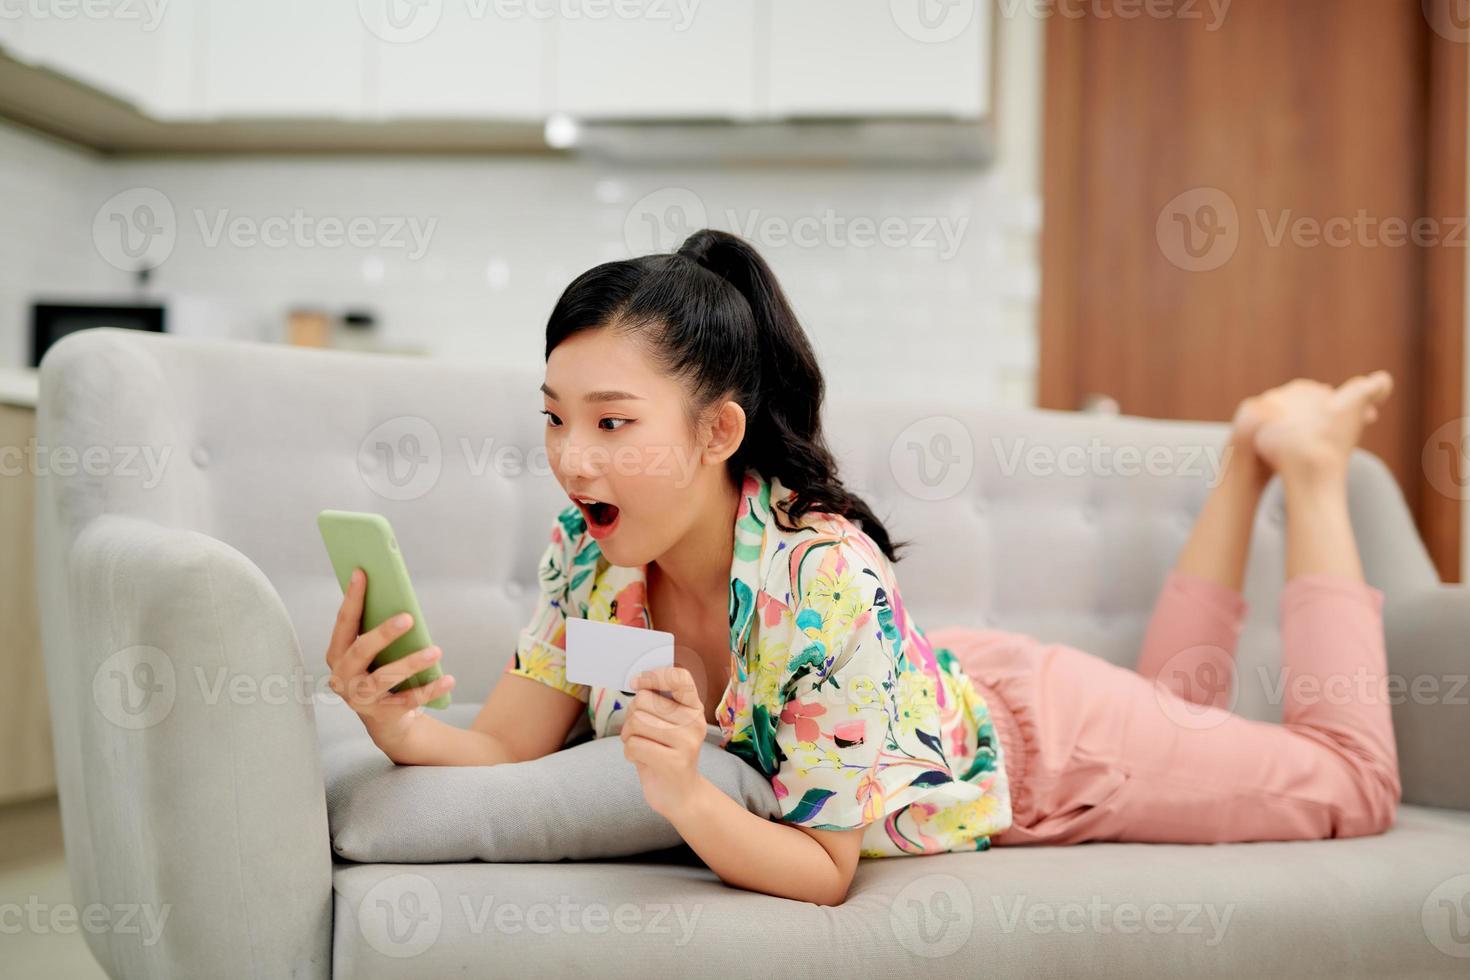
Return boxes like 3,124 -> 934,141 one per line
0,2 -> 1041,403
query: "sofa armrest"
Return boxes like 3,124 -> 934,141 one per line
1384,582 -> 1470,812
44,514 -> 332,980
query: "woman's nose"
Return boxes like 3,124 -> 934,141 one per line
554,435 -> 608,479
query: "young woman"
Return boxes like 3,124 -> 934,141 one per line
324,229 -> 1400,907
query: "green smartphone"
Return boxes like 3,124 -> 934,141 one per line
316,509 -> 450,710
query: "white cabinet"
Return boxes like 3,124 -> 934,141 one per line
0,10 -> 20,47
767,0 -> 989,118
551,3 -> 756,119
2,0 -> 993,125
553,0 -> 989,121
4,1 -> 199,117
368,5 -> 549,119
201,0 -> 365,117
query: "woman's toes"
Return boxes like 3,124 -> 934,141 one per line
1353,369 -> 1392,400
1367,369 -> 1394,402
1331,370 -> 1394,420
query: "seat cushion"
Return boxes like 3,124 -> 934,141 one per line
330,804 -> 1470,978
318,698 -> 781,863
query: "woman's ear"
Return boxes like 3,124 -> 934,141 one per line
701,398 -> 747,466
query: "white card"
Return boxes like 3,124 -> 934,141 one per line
565,617 -> 675,694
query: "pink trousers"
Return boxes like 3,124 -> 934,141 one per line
929,569 -> 1401,846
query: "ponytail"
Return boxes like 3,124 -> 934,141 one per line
544,228 -> 909,563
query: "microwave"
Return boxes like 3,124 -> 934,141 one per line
31,303 -> 166,367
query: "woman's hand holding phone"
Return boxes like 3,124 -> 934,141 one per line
325,567 -> 457,757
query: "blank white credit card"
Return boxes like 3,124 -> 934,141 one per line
566,617 -> 675,693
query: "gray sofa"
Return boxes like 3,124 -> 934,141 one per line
34,328 -> 1470,978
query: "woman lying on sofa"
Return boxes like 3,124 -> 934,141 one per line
322,228 -> 1400,907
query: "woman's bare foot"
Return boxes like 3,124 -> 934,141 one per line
1229,395 -> 1271,450
1227,395 -> 1272,476
1243,371 -> 1394,479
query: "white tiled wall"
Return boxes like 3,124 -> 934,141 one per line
0,125 -> 113,366
1,128 -> 1042,405
93,156 -> 1038,398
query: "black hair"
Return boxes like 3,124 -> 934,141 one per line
543,227 -> 908,563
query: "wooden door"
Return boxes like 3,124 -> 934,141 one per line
1039,0 -> 1466,582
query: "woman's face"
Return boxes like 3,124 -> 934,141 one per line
541,326 -> 741,567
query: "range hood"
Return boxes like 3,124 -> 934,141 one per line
560,116 -> 995,168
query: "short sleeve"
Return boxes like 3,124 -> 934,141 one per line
502,509 -> 592,703
769,542 -> 981,831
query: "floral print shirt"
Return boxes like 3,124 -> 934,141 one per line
503,466 -> 1013,858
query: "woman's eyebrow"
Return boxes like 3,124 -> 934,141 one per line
540,383 -> 645,404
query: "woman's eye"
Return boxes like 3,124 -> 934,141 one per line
541,411 -> 629,432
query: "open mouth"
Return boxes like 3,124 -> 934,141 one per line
573,496 -> 621,530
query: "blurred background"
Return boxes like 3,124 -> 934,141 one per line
2,1 -> 1465,583
0,1 -> 1467,671
0,3 -> 1467,971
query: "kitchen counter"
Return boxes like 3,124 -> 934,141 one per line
0,366 -> 38,408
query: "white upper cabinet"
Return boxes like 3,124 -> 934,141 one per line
551,3 -> 756,119
3,0 -> 199,117
767,0 -> 990,118
367,3 -> 549,119
1,0 -> 992,124
201,0 -> 366,118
